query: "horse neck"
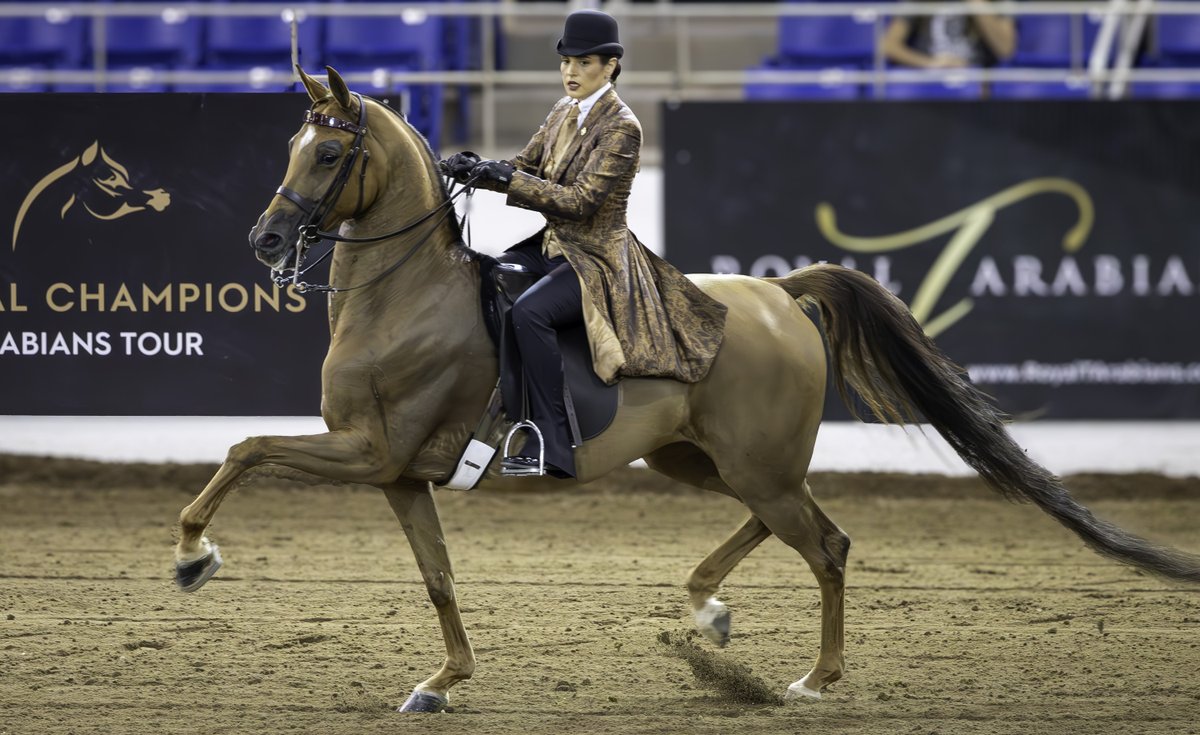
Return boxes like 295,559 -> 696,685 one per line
327,142 -> 477,325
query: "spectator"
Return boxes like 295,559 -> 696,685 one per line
882,0 -> 1016,68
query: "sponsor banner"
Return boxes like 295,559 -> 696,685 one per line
664,101 -> 1200,419
0,94 -> 330,415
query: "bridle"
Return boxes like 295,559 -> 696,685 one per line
269,92 -> 476,295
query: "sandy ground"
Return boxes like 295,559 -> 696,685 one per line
1,456 -> 1198,735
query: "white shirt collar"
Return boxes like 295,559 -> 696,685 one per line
573,82 -> 611,128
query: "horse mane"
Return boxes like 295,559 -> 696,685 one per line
358,94 -> 488,264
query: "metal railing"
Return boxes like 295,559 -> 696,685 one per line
2,1 -> 1200,150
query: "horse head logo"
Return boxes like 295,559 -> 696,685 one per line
12,140 -> 171,250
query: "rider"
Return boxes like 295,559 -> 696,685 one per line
442,10 -> 726,478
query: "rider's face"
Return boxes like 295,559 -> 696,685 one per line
560,55 -> 615,100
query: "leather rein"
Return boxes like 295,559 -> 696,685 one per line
270,92 -> 476,295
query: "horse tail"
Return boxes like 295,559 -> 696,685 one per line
764,263 -> 1200,584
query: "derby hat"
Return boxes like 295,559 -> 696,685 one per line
556,10 -> 624,58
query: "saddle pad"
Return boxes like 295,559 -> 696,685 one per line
559,322 -> 619,441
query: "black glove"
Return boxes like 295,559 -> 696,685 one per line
438,151 -> 480,183
469,159 -> 516,192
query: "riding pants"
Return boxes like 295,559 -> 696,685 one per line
497,246 -> 582,476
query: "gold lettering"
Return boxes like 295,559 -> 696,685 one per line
815,177 -> 1093,338
218,283 -> 248,312
285,286 -> 306,313
142,284 -> 172,312
1,283 -> 27,312
46,283 -> 74,312
110,283 -> 137,312
179,283 -> 201,311
254,283 -> 280,312
79,283 -> 105,312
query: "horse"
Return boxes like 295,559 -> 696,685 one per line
173,66 -> 1200,713
13,140 -> 170,250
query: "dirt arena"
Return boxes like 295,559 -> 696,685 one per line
1,455 -> 1198,735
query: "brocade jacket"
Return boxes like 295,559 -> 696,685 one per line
505,88 -> 727,384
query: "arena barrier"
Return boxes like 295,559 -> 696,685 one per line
664,100 -> 1200,419
0,93 -> 327,415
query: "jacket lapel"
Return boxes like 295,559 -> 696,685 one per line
538,102 -> 573,179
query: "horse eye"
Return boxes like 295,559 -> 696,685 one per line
320,153 -> 339,165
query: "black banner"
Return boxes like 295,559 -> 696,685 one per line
665,101 -> 1200,419
0,94 -> 329,415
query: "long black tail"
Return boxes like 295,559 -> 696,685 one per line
766,263 -> 1200,584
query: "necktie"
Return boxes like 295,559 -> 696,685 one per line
551,104 -> 580,173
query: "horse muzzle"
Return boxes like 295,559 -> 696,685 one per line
249,212 -> 299,270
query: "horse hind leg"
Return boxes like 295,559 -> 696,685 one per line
645,443 -> 772,647
687,515 -> 771,646
734,477 -> 851,701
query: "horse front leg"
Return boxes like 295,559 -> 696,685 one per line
382,480 -> 475,713
174,429 -> 399,591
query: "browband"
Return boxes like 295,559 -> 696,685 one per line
304,109 -> 367,136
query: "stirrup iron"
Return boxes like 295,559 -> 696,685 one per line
501,420 -> 545,477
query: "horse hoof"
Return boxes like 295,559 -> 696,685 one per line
694,597 -> 731,648
175,544 -> 223,593
397,689 -> 448,713
784,680 -> 822,702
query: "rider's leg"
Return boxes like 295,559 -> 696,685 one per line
508,262 -> 582,476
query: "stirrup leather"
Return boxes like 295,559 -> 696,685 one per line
501,420 -> 546,477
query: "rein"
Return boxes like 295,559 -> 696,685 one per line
270,94 -> 475,295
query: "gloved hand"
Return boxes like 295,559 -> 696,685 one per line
469,159 -> 516,192
438,151 -> 480,183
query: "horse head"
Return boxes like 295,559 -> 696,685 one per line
12,140 -> 171,250
249,65 -> 443,273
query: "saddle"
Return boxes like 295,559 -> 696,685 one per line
442,253 -> 617,487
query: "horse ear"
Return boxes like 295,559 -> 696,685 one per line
296,64 -> 328,103
325,66 -> 353,111
81,141 -> 99,166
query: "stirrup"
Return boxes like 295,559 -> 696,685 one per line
501,420 -> 545,477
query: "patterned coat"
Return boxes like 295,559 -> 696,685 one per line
505,88 -> 727,384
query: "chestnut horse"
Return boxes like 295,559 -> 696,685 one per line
173,67 -> 1200,712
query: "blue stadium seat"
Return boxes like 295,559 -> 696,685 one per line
1011,16 -> 1103,67
0,15 -> 88,67
325,1 -> 446,150
745,62 -> 862,100
325,0 -> 443,70
881,79 -> 983,100
990,79 -> 1092,99
1156,16 -> 1200,61
778,14 -> 876,64
100,0 -> 203,68
206,1 -> 323,69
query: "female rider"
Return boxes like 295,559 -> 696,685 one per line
443,10 -> 726,478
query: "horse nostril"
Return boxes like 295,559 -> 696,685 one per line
254,231 -> 282,252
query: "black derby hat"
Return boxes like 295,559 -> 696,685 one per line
556,10 -> 624,58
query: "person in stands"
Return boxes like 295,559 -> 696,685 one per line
882,0 -> 1016,69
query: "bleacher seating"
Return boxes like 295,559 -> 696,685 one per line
206,1 -> 323,70
1008,15 -> 1104,67
1155,15 -> 1200,63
